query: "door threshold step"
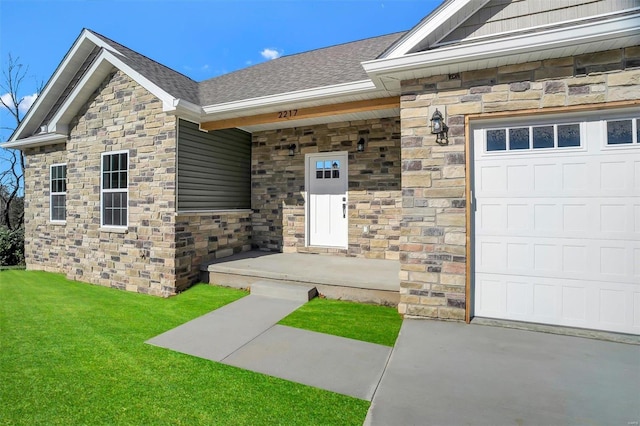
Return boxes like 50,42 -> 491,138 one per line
251,281 -> 318,302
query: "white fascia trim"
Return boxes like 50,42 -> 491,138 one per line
382,0 -> 489,59
201,80 -> 378,115
9,29 -> 101,142
171,99 -> 204,122
0,132 -> 67,150
48,50 -> 177,132
364,13 -> 640,77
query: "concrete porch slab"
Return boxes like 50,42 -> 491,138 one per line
201,251 -> 400,305
250,280 -> 318,302
224,325 -> 392,401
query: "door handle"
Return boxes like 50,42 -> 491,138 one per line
342,203 -> 346,218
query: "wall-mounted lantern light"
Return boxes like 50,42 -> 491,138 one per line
288,144 -> 297,156
430,109 -> 449,145
357,137 -> 366,152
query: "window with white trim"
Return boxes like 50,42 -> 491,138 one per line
605,118 -> 640,145
101,151 -> 128,227
50,164 -> 67,222
485,123 -> 582,152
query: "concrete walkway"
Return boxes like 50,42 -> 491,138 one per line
147,292 -> 391,400
148,289 -> 640,424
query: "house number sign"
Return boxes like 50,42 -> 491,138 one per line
277,109 -> 298,119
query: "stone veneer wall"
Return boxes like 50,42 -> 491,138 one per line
62,70 -> 178,296
399,47 -> 640,319
175,211 -> 252,289
23,144 -> 68,272
251,117 -> 401,259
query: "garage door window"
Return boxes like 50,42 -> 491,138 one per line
486,123 -> 581,152
606,118 -> 639,145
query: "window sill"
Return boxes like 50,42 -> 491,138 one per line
50,221 -> 66,226
100,226 -> 128,234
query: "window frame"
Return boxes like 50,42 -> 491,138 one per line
602,117 -> 640,148
50,163 -> 67,223
483,122 -> 584,155
100,150 -> 129,229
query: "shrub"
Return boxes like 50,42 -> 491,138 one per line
0,227 -> 25,266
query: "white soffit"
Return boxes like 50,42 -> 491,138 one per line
364,12 -> 640,90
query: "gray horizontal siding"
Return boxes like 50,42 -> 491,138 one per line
440,0 -> 636,45
177,119 -> 251,211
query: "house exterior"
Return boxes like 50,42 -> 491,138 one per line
3,0 -> 639,335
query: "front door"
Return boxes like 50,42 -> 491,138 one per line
306,152 -> 348,248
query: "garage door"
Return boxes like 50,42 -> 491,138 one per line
473,111 -> 639,335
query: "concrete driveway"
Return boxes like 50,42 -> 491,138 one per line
367,320 -> 640,426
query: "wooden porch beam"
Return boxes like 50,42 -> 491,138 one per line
200,96 -> 400,131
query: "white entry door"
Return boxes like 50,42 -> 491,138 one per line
306,152 -> 348,248
473,111 -> 640,335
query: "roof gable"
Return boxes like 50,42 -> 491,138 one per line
5,29 -> 198,148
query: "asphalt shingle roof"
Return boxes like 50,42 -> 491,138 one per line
89,30 -> 200,105
198,31 -> 406,106
88,29 -> 406,107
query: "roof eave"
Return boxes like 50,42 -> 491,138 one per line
200,79 -> 383,119
364,12 -> 640,87
1,132 -> 67,150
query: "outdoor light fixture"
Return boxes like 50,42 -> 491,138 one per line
288,144 -> 296,156
357,137 -> 366,152
430,109 -> 449,145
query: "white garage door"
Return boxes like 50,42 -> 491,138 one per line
473,111 -> 640,335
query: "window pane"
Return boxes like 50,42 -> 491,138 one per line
316,161 -> 323,170
103,173 -> 110,189
120,153 -> 127,170
324,170 -> 331,178
105,193 -> 113,208
332,170 -> 340,179
533,126 -> 554,149
103,155 -> 109,171
111,154 -> 119,171
316,171 -> 323,179
509,128 -> 529,150
324,161 -> 331,169
104,208 -> 112,226
111,173 -> 118,189
332,160 -> 340,169
558,124 -> 580,147
52,167 -> 58,179
487,129 -> 506,151
119,172 -> 127,188
60,165 -> 66,179
607,120 -> 632,144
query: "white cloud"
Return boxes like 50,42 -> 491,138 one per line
260,48 -> 282,60
0,93 -> 14,109
20,93 -> 38,113
0,92 -> 38,113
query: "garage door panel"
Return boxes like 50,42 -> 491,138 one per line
476,236 -> 638,284
473,115 -> 640,335
476,272 -> 638,333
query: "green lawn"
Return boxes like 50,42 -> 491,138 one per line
0,271 -> 400,425
279,298 -> 402,347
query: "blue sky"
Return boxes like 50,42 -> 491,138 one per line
0,0 -> 441,141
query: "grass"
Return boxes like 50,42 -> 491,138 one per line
0,271 -> 385,425
279,298 -> 402,347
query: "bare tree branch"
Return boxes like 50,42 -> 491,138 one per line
1,53 -> 39,230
